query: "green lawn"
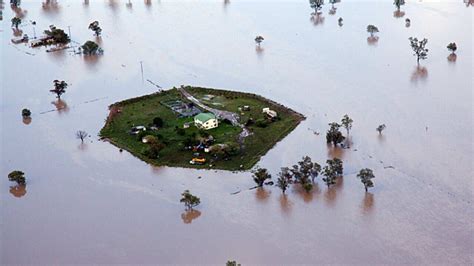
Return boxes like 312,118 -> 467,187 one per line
100,87 -> 305,171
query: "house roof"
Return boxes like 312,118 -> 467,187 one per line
194,113 -> 216,123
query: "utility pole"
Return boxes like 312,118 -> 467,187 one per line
140,61 -> 144,82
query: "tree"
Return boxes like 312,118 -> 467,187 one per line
447,42 -> 457,54
180,190 -> 201,210
252,168 -> 271,187
309,0 -> 324,13
8,170 -> 26,185
338,17 -> 343,26
50,80 -> 68,99
226,261 -> 241,266
326,122 -> 345,146
255,35 -> 264,46
327,158 -> 343,176
408,37 -> 429,65
44,25 -> 70,44
394,0 -> 405,10
341,114 -> 353,136
88,21 -> 102,36
81,41 -> 101,55
10,0 -> 21,8
76,130 -> 88,143
376,124 -> 386,134
11,17 -> 21,29
322,165 -> 336,188
153,117 -> 164,128
366,25 -> 379,37
357,168 -> 375,192
21,108 -> 31,117
276,170 -> 290,194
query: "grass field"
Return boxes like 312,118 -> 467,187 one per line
100,87 -> 305,171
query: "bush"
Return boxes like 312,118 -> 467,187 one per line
8,170 -> 26,185
255,119 -> 269,128
136,130 -> 148,141
175,127 -> 186,136
153,117 -> 164,128
22,108 -> 31,117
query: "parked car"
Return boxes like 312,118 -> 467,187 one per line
129,126 -> 146,135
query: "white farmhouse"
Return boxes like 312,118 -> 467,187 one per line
194,113 -> 219,130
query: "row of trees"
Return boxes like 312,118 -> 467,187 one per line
252,155 -> 375,194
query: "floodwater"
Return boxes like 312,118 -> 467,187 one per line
1,0 -> 472,264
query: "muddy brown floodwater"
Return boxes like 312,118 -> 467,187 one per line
1,0 -> 472,264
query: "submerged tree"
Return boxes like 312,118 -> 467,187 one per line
276,172 -> 290,194
326,122 -> 345,146
367,25 -> 379,37
21,108 -> 31,117
254,35 -> 264,46
309,0 -> 324,13
180,190 -> 201,210
447,42 -> 457,54
88,21 -> 102,36
81,40 -> 102,55
50,80 -> 68,99
376,124 -> 386,134
8,170 -> 26,185
76,130 -> 88,143
252,167 -> 271,187
357,168 -> 375,192
226,261 -> 241,266
394,0 -> 405,10
322,164 -> 336,188
408,37 -> 428,65
11,17 -> 21,29
341,114 -> 353,136
44,25 -> 70,44
338,17 -> 343,26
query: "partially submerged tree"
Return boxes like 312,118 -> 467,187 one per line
8,170 -> 26,185
408,37 -> 428,65
252,167 -> 271,187
50,80 -> 68,99
376,124 -> 386,134
322,164 -> 336,188
44,25 -> 70,44
21,108 -> 31,117
366,25 -> 379,37
10,0 -> 21,8
76,130 -> 88,143
226,261 -> 241,266
180,190 -> 201,210
326,122 -> 345,146
11,17 -> 21,29
341,114 -> 353,136
254,35 -> 264,46
81,40 -> 102,55
447,42 -> 457,54
394,0 -> 405,10
357,168 -> 375,192
276,172 -> 290,194
88,21 -> 102,36
327,158 -> 343,176
338,17 -> 343,26
309,0 -> 324,13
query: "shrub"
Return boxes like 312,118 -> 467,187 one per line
8,170 -> 26,185
255,119 -> 269,128
153,117 -> 164,128
22,108 -> 31,117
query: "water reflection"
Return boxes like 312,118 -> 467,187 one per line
181,209 -> 201,224
10,184 -> 27,198
361,192 -> 375,214
293,183 -> 321,203
310,13 -> 325,26
78,142 -> 88,151
51,99 -> 69,114
323,186 -> 337,207
83,54 -> 101,68
255,187 -> 270,202
393,10 -> 405,18
327,143 -> 346,159
279,194 -> 293,215
126,1 -> 133,10
410,66 -> 428,83
255,46 -> 264,58
42,0 -> 60,14
367,36 -> 379,46
12,28 -> 23,37
447,53 -> 457,63
83,0 -> 89,6
22,116 -> 32,125
11,6 -> 27,18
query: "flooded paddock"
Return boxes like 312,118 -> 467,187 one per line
1,0 -> 472,264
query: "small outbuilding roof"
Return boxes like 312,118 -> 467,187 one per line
194,113 -> 216,123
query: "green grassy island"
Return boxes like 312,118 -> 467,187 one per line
100,86 -> 305,171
